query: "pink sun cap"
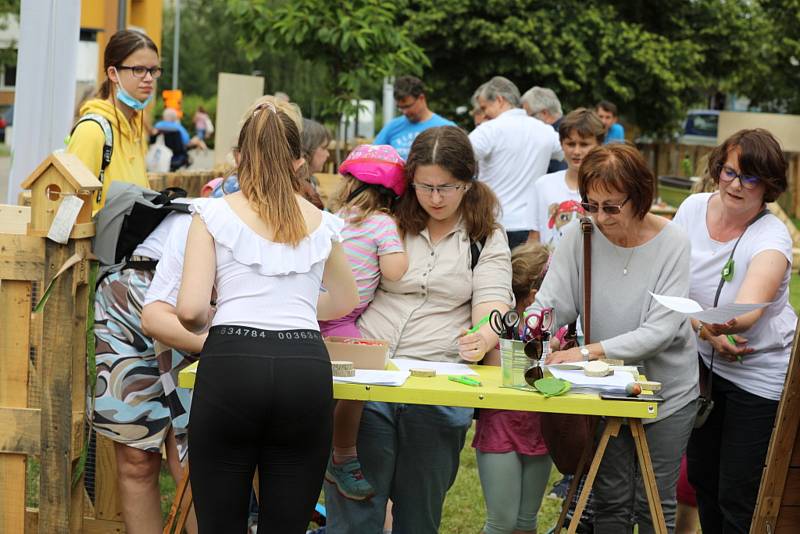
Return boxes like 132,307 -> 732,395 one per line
338,144 -> 407,196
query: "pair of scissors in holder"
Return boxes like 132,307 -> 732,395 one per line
488,309 -> 521,340
523,307 -> 554,341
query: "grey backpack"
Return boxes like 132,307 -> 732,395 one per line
93,181 -> 191,280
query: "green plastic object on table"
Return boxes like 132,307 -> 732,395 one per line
448,375 -> 482,387
534,377 -> 571,398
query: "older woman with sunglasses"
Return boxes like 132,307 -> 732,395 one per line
526,143 -> 698,532
672,129 -> 796,533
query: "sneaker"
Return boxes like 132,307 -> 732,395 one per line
325,457 -> 375,501
549,474 -> 573,499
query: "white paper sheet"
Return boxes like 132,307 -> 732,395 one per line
332,370 -> 410,386
46,195 -> 83,244
390,358 -> 479,376
649,292 -> 768,323
547,366 -> 637,391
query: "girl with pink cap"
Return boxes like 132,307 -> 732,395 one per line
321,144 -> 409,501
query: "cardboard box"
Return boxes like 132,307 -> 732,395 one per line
324,336 -> 390,370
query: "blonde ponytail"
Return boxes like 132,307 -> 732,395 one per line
237,104 -> 307,246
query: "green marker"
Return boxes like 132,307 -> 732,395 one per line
466,313 -> 491,335
726,334 -> 744,363
448,375 -> 482,387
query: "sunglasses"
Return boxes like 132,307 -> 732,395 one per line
581,197 -> 630,215
719,166 -> 760,189
523,339 -> 544,386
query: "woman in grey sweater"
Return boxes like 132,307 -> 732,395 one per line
527,143 -> 699,533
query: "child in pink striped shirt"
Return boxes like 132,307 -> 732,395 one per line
321,145 -> 408,501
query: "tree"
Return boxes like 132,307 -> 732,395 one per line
227,0 -> 429,122
402,0 -> 773,135
0,1 -> 20,69
755,0 -> 800,113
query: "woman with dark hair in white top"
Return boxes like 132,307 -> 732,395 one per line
674,129 -> 797,532
176,97 -> 358,533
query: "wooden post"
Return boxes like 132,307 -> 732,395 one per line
752,321 -> 800,532
0,279 -> 33,534
37,237 -> 90,533
0,232 -> 43,534
94,436 -> 124,522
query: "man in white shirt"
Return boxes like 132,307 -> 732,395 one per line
469,76 -> 563,249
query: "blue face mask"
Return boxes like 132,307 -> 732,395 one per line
113,68 -> 154,111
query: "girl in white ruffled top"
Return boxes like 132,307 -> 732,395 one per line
176,98 -> 358,534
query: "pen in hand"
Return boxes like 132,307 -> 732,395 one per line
726,334 -> 744,363
465,314 -> 491,335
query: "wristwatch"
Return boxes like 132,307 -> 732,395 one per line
695,322 -> 706,340
580,347 -> 590,361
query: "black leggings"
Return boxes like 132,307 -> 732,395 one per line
188,326 -> 333,534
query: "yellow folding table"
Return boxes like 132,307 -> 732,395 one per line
176,362 -> 665,534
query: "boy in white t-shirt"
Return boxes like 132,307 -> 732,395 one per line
530,108 -> 606,246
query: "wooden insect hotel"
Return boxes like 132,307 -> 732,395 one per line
0,151 -> 126,533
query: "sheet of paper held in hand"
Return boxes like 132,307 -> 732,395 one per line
649,292 -> 769,324
332,370 -> 410,387
390,358 -> 479,376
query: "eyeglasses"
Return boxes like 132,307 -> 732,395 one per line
397,97 -> 419,111
117,65 -> 163,79
581,197 -> 630,215
412,183 -> 467,197
719,166 -> 760,189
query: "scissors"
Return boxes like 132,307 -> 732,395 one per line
489,309 -> 521,340
523,307 -> 554,341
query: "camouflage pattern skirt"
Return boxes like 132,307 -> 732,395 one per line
92,268 -> 195,459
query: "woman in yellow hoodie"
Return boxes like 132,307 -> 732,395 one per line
69,31 -> 198,534
68,30 -> 158,211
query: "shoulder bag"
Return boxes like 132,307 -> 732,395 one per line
541,216 -> 599,475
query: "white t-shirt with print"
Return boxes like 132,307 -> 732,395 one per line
673,193 -> 796,400
530,170 -> 584,247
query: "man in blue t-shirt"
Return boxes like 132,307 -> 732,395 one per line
375,76 -> 455,159
596,100 -> 625,144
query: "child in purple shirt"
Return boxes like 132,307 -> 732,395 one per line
320,145 -> 408,500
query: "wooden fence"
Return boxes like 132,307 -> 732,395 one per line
0,163 -> 126,532
638,142 -> 800,219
